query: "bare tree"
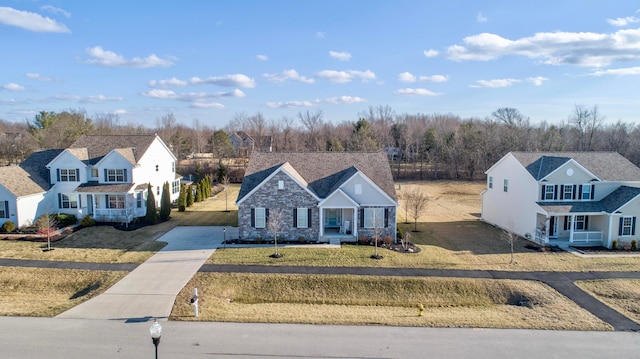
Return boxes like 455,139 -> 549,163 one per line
267,208 -> 285,258
371,210 -> 385,260
405,188 -> 428,231
569,104 -> 603,151
221,175 -> 230,212
297,110 -> 324,151
37,212 -> 58,252
501,228 -> 518,264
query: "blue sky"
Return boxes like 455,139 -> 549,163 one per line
2,1 -> 640,128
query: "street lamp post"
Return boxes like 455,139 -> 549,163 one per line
223,227 -> 227,250
149,319 -> 162,359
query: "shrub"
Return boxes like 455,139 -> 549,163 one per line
255,237 -> 263,244
55,213 -> 77,226
632,240 -> 638,251
397,226 -> 404,240
612,239 -> 619,250
383,235 -> 394,247
80,215 -> 96,227
2,221 -> 15,233
297,236 -> 306,243
358,235 -> 370,245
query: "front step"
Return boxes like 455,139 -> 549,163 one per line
329,237 -> 342,246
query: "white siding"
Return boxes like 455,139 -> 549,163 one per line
340,172 -> 395,206
135,138 -> 179,203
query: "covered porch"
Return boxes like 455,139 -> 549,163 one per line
535,212 -> 607,247
75,183 -> 146,224
319,207 -> 357,243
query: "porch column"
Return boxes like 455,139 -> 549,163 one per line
544,217 -> 550,243
569,214 -> 575,243
319,207 -> 324,237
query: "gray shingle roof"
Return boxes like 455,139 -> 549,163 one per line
237,152 -> 396,202
511,152 -> 640,181
538,186 -> 640,214
69,134 -> 156,165
75,182 -> 137,193
0,149 -> 63,196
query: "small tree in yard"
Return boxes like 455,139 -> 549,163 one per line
221,175 -> 230,212
159,181 -> 171,221
267,208 -> 285,258
370,211 -> 385,260
186,185 -> 194,207
178,184 -> 186,212
146,184 -> 157,224
501,228 -> 518,264
37,212 -> 58,252
406,188 -> 428,231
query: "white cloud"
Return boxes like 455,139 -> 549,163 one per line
446,28 -> 640,67
113,109 -> 127,115
2,83 -> 25,91
419,75 -> 448,82
477,12 -> 487,23
80,95 -> 123,103
394,88 -> 440,96
470,78 -> 521,88
316,69 -> 376,83
26,73 -> 57,82
149,78 -> 189,87
85,46 -> 173,68
0,99 -> 21,105
398,72 -> 416,83
590,66 -> 640,76
256,54 -> 269,61
0,6 -> 70,33
329,51 -> 352,61
190,74 -> 255,88
526,76 -> 549,86
267,100 -> 316,109
325,96 -> 366,104
263,69 -> 314,84
423,49 -> 439,58
267,95 -> 366,108
607,16 -> 639,27
316,31 -> 326,38
142,89 -> 245,101
191,102 -> 225,109
40,5 -> 71,18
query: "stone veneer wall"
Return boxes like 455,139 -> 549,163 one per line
238,171 -> 319,241
356,206 -> 397,240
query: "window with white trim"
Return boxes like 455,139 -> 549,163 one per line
364,208 -> 384,228
296,207 -> 308,228
488,176 -> 493,189
91,168 -> 99,178
106,169 -> 125,182
563,185 -> 573,200
574,215 -> 586,230
621,216 -> 634,236
172,180 -> 180,194
106,194 -> 125,209
254,208 -> 266,228
544,185 -> 554,200
136,192 -> 143,208
0,200 -> 8,218
503,179 -> 509,192
278,180 -> 284,190
60,194 -> 78,209
581,184 -> 591,200
59,169 -> 78,182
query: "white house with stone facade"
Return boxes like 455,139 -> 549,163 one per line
236,152 -> 397,243
482,151 -> 640,248
0,134 -> 180,228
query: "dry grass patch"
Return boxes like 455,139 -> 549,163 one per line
576,279 -> 640,324
172,273 -> 610,330
0,267 -> 127,316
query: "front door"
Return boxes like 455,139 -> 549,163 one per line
87,195 -> 93,215
549,216 -> 557,238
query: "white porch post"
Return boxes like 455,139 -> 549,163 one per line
319,207 -> 324,237
569,214 -> 575,243
544,217 -> 550,243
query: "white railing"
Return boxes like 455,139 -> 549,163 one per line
572,231 -> 603,243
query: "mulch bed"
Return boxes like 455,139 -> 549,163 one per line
524,243 -> 564,252
569,246 -> 639,255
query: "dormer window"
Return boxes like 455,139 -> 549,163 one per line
581,184 -> 591,200
57,168 -> 78,182
105,169 -> 126,182
91,168 -> 99,178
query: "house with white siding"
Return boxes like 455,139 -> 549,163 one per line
482,152 -> 640,248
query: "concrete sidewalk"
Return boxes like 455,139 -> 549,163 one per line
56,226 -> 236,321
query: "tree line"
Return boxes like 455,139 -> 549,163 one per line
2,104 -> 640,180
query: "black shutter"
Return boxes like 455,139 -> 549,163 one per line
619,217 -> 624,236
584,216 -> 589,230
123,169 -> 127,182
573,185 -> 577,200
104,169 -> 108,182
564,217 -> 568,231
58,193 -> 62,208
560,185 -> 564,200
56,169 -> 60,181
359,208 -> 364,228
591,185 -> 595,200
3,201 -> 8,218
578,185 -> 583,200
265,209 -> 269,225
293,208 -> 297,227
633,217 -> 637,236
554,185 -> 558,200
541,185 -> 546,200
308,208 -> 312,227
76,168 -> 80,181
105,195 -> 109,209
384,208 -> 389,227
251,208 -> 255,227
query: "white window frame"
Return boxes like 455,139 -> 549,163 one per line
581,184 -> 591,201
172,180 -> 180,194
255,208 -> 266,228
91,168 -> 99,178
107,169 -> 125,182
364,208 -> 384,228
136,192 -> 143,208
61,194 -> 78,209
544,185 -> 555,200
278,180 -> 284,190
503,179 -> 508,193
563,185 -> 573,200
297,207 -> 308,228
622,216 -> 634,236
106,194 -> 125,209
488,176 -> 493,189
574,215 -> 586,230
0,201 -> 8,218
60,168 -> 78,182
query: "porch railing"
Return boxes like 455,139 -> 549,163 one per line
571,231 -> 603,243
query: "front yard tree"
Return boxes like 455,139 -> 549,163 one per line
186,185 -> 194,207
159,181 -> 171,221
221,175 -> 230,212
195,182 -> 202,202
146,184 -> 157,224
37,212 -> 58,252
178,184 -> 186,212
406,188 -> 428,231
267,208 -> 285,258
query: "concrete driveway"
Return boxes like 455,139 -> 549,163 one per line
56,226 -> 236,321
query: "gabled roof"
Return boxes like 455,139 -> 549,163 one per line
69,134 -> 157,165
511,152 -> 640,181
538,186 -> 640,214
0,149 -> 63,196
237,151 -> 396,203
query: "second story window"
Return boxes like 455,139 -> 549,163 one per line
581,184 -> 592,200
105,169 -> 126,182
544,185 -> 555,200
58,168 -> 78,182
503,179 -> 509,192
563,185 -> 573,200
